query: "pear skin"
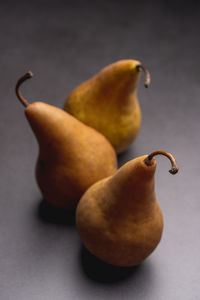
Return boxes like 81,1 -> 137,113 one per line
64,60 -> 150,154
76,151 -> 178,266
16,72 -> 117,210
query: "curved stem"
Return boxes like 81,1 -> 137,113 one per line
15,71 -> 33,107
144,150 -> 179,174
136,65 -> 151,88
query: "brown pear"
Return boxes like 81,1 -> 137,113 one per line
76,151 -> 178,266
64,60 -> 150,154
16,72 -> 117,210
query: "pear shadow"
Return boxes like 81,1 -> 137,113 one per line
117,147 -> 139,168
79,245 -> 146,284
37,199 -> 76,226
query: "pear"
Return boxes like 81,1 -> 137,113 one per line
64,60 -> 150,154
16,72 -> 117,210
76,150 -> 178,267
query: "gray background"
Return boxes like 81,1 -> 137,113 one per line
0,0 -> 200,299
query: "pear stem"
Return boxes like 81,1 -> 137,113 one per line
136,65 -> 151,88
15,71 -> 33,107
144,150 -> 179,174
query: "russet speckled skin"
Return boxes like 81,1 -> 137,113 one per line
64,60 -> 142,154
76,156 -> 163,267
25,102 -> 117,210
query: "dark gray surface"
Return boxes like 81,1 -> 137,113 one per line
0,0 -> 200,299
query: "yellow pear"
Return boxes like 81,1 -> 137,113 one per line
16,72 -> 117,210
64,60 -> 150,154
76,150 -> 178,266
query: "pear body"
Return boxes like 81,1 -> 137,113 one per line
76,156 -> 163,266
25,102 -> 117,210
64,60 -> 142,154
